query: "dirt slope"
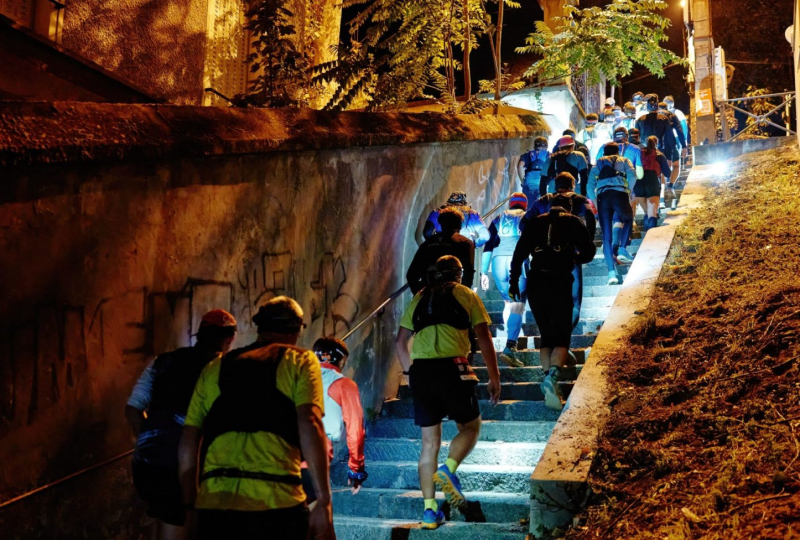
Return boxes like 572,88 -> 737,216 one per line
567,145 -> 800,539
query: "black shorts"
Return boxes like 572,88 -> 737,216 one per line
132,461 -> 185,526
662,145 -> 680,162
634,177 -> 661,198
409,357 -> 480,427
198,504 -> 308,540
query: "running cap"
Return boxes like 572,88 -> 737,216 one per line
200,309 -> 238,329
664,95 -> 675,105
554,172 -> 576,191
605,97 -> 615,106
313,336 -> 349,365
252,296 -> 306,334
447,191 -> 468,206
557,135 -> 575,148
646,93 -> 659,111
632,92 -> 645,102
533,136 -> 549,149
613,127 -> 628,142
509,192 -> 528,210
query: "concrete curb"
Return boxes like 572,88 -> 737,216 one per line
528,165 -> 713,538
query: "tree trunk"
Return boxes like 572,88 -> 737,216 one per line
494,0 -> 503,101
462,0 -> 471,101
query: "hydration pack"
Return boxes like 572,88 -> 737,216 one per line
598,156 -> 625,180
551,150 -> 580,179
529,208 -> 578,275
412,283 -> 470,333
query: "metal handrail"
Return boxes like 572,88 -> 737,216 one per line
720,91 -> 796,142
341,193 -> 513,341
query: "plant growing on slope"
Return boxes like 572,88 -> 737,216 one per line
516,0 -> 684,86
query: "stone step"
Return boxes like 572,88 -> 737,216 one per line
361,439 -> 546,468
395,381 -> 565,402
366,419 -> 556,443
583,284 -> 623,297
473,365 -> 583,383
583,263 -> 630,277
331,461 -> 534,494
475,347 -> 589,367
333,515 -> 527,540
381,399 -> 562,422
484,300 -> 611,318
331,488 -> 529,524
489,319 -> 607,338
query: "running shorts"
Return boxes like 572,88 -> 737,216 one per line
634,177 -> 661,198
132,461 -> 185,526
409,357 -> 480,427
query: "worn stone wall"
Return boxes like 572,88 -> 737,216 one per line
0,103 -> 546,533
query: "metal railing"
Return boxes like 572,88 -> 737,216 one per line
719,91 -> 796,142
341,193 -> 513,341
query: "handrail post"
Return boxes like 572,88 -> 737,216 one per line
721,102 -> 728,142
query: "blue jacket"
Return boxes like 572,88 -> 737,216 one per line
588,155 -> 636,200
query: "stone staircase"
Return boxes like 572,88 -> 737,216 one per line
329,168 -> 691,538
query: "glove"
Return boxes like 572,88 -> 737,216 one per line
509,280 -> 521,302
347,469 -> 368,494
480,273 -> 490,291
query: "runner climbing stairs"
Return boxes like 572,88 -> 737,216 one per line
329,166 -> 691,538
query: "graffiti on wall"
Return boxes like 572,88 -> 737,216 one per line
0,251 -> 359,435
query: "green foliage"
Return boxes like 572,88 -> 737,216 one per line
316,0 -> 490,112
516,0 -> 684,86
478,63 -> 525,94
238,0 -> 320,107
742,86 -> 780,136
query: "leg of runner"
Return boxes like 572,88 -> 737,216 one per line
419,424 -> 442,500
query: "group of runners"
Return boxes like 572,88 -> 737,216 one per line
124,92 -> 689,538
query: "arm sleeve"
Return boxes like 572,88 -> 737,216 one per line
472,215 -> 490,248
625,159 -> 637,187
406,246 -> 426,294
581,202 -> 597,238
184,362 -> 219,428
672,115 -> 686,147
460,240 -> 476,289
468,290 -> 492,327
587,166 -> 598,201
658,154 -> 672,179
127,359 -> 156,410
510,229 -> 532,283
329,378 -> 365,472
399,297 -> 419,331
483,221 -> 499,256
572,219 -> 598,265
291,352 -> 324,409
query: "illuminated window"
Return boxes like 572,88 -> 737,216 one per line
204,0 -> 250,106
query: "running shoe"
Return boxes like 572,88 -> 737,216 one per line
541,366 -> 565,411
421,508 -> 446,529
607,271 -> 620,285
617,248 -> 634,263
500,345 -> 524,368
433,464 -> 466,508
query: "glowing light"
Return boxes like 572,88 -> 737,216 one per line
680,0 -> 685,6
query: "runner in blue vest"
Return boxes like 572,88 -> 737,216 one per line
126,309 -> 238,540
517,137 -> 552,200
547,135 -> 589,197
423,191 -> 490,247
588,143 -> 637,285
525,172 -> 596,329
597,127 -> 643,263
480,192 -> 529,366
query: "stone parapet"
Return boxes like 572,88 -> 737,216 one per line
0,101 -> 547,169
